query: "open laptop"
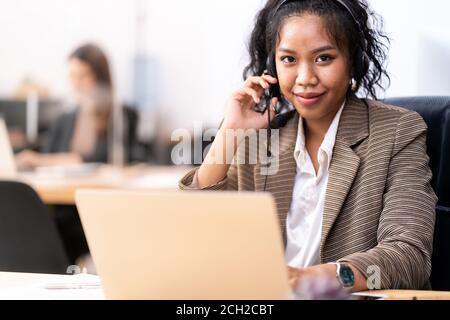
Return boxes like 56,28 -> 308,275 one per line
75,190 -> 290,300
0,118 -> 17,177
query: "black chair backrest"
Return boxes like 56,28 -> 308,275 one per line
384,96 -> 450,291
0,181 -> 69,274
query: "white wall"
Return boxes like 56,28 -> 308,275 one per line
0,0 -> 449,133
142,0 -> 264,130
371,0 -> 450,97
0,0 -> 136,101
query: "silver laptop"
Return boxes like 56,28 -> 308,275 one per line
0,118 -> 17,177
75,190 -> 290,300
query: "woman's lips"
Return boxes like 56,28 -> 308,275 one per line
294,92 -> 326,107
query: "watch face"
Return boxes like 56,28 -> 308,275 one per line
339,265 -> 355,287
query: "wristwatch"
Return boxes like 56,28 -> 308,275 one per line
333,263 -> 355,289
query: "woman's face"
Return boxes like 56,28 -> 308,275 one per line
275,14 -> 351,124
68,57 -> 97,103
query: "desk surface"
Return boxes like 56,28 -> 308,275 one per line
13,164 -> 192,205
1,272 -> 450,300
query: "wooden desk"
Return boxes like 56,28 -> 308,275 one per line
15,165 -> 192,205
355,290 -> 450,300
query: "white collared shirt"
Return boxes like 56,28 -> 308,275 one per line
285,102 -> 345,268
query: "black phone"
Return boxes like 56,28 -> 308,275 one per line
255,56 -> 281,114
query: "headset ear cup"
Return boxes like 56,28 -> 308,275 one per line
265,55 -> 277,77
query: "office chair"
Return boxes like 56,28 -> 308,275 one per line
384,96 -> 450,291
0,181 -> 70,274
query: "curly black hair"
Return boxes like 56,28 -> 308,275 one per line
243,0 -> 390,100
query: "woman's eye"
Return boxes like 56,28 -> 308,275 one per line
281,56 -> 296,64
316,55 -> 334,64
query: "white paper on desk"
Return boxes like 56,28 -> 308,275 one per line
34,163 -> 102,178
41,273 -> 101,289
0,287 -> 104,300
0,274 -> 104,300
128,173 -> 182,189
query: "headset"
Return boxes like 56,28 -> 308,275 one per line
258,0 -> 370,191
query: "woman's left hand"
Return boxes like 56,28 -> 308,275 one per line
288,264 -> 354,300
288,262 -> 368,297
288,264 -> 337,289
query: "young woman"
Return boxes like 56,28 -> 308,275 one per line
180,0 -> 437,292
15,44 -> 137,169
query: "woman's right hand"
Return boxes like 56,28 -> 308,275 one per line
196,75 -> 279,188
222,75 -> 278,131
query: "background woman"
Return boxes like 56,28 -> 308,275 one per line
15,43 -> 137,169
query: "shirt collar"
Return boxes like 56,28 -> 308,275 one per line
293,100 -> 346,170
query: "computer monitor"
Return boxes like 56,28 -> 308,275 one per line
0,118 -> 17,177
0,98 -> 64,148
0,99 -> 27,133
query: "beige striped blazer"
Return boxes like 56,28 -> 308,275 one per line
179,96 -> 437,290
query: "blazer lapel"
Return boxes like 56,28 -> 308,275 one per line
255,113 -> 299,243
320,96 -> 369,259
